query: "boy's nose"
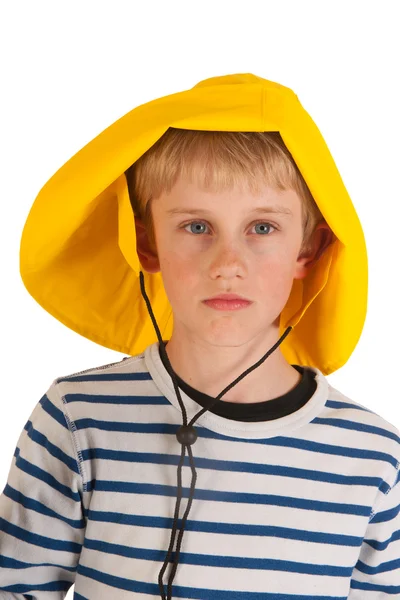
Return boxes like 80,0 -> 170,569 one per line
208,247 -> 247,277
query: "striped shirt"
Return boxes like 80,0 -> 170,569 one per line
1,341 -> 399,599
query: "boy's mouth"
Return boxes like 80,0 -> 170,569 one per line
203,298 -> 253,311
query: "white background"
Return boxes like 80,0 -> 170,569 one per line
0,1 -> 399,597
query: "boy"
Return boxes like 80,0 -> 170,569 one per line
1,73 -> 399,599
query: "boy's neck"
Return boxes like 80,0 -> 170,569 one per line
163,336 -> 302,404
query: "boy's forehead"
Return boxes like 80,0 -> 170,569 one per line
159,176 -> 299,216
162,176 -> 297,204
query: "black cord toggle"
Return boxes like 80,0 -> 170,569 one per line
176,424 -> 198,445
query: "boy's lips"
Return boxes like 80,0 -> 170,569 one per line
204,293 -> 251,301
202,293 -> 253,311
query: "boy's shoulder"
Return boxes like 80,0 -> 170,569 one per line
326,379 -> 400,460
52,351 -> 147,385
327,380 -> 399,431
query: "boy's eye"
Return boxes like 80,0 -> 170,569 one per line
179,220 -> 277,236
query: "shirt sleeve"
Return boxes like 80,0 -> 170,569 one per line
349,460 -> 400,598
0,380 -> 86,599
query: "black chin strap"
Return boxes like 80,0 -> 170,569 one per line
139,271 -> 293,600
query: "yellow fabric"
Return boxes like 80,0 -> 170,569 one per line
19,73 -> 368,375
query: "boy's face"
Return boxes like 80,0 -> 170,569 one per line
135,175 -> 333,347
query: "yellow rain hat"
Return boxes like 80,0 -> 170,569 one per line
19,73 -> 368,375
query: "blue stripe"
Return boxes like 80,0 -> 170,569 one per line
325,399 -> 374,413
82,536 -> 353,575
81,447 -> 388,491
57,371 -> 153,383
355,556 -> 400,575
86,478 -> 371,516
370,502 -> 400,524
76,563 -> 347,599
0,552 -> 76,573
12,446 -> 81,502
2,484 -> 85,528
39,393 -> 71,429
86,507 -> 363,546
65,392 -> 171,405
350,578 -> 400,594
0,516 -> 82,553
313,417 -> 400,442
23,418 -> 80,476
364,528 -> 400,551
0,580 -> 72,594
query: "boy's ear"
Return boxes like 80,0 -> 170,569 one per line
294,223 -> 336,280
134,217 -> 161,274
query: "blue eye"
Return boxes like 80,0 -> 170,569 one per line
180,220 -> 277,235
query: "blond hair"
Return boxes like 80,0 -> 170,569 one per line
125,128 -> 325,255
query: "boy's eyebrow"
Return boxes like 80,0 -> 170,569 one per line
166,205 -> 293,217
